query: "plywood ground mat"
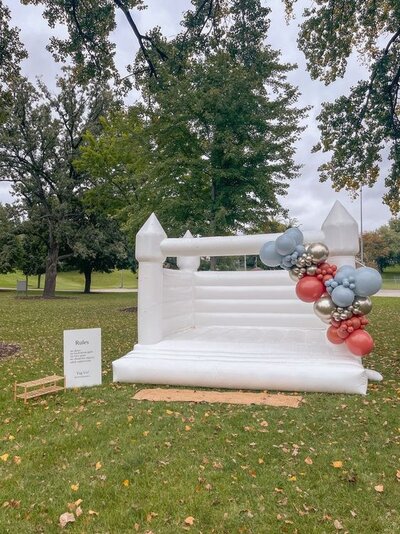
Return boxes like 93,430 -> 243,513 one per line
133,388 -> 303,407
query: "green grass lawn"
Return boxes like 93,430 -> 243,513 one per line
0,292 -> 399,533
1,267 -> 399,292
381,266 -> 400,290
0,269 -> 138,291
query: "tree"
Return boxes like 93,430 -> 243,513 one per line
0,1 -> 27,123
66,212 -> 129,293
362,218 -> 400,271
0,73 -> 118,297
284,0 -> 400,214
0,204 -> 22,273
79,0 -> 307,243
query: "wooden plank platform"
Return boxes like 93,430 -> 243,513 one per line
133,388 -> 302,407
16,375 -> 64,388
15,385 -> 64,400
14,375 -> 65,403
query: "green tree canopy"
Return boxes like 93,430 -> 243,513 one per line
0,204 -> 22,273
79,0 -> 307,239
285,0 -> 400,214
0,72 -> 119,297
363,218 -> 400,271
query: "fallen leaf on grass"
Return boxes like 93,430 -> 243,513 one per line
146,512 -> 158,522
305,457 -> 313,465
396,469 -> 400,481
59,512 -> 75,528
122,479 -> 130,487
67,499 -> 83,512
374,484 -> 384,493
184,516 -> 195,526
127,415 -> 133,422
185,425 -> 191,431
3,500 -> 20,508
333,519 -> 343,530
95,461 -> 102,470
13,456 -> 21,465
76,506 -> 83,517
88,510 -> 98,516
0,453 -> 9,462
332,461 -> 343,468
70,483 -> 79,492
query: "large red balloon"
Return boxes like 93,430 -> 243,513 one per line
296,276 -> 325,303
326,326 -> 344,344
345,330 -> 374,357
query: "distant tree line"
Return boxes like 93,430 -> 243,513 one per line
362,219 -> 400,272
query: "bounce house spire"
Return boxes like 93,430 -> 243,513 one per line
322,201 -> 359,265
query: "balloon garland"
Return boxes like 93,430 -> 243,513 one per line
259,229 -> 382,357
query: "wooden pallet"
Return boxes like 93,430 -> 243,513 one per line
14,375 -> 65,403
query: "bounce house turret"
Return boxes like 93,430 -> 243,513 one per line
322,201 -> 359,268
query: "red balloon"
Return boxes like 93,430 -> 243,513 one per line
327,326 -> 344,344
296,276 -> 325,302
345,330 -> 374,357
337,327 -> 349,339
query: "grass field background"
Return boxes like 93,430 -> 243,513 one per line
0,292 -> 399,533
0,266 -> 398,291
0,269 -> 138,291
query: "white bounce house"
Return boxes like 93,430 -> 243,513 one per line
112,201 -> 382,394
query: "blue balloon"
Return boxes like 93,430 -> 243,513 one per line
281,257 -> 292,269
334,265 -> 356,284
285,227 -> 304,246
295,244 -> 306,255
331,285 -> 355,307
260,241 -> 282,267
354,267 -> 382,297
275,234 -> 296,255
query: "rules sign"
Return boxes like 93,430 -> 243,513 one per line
63,328 -> 102,388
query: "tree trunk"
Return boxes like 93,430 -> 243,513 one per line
84,267 -> 92,294
37,273 -> 41,289
43,242 -> 59,298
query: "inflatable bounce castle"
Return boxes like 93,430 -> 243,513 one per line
112,201 -> 382,394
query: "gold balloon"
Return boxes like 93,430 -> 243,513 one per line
313,295 -> 336,323
307,242 -> 329,265
288,269 -> 299,282
354,296 -> 372,315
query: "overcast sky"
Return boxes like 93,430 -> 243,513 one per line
2,0 -> 393,232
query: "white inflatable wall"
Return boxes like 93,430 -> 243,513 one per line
112,201 -> 382,394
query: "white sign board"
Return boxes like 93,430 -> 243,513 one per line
63,328 -> 101,388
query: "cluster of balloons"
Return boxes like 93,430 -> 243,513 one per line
260,231 -> 382,357
316,264 -> 381,356
259,228 -> 332,282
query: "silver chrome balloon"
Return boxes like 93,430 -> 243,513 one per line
353,296 -> 373,315
314,295 -> 336,323
307,242 -> 329,265
288,269 -> 299,282
306,265 -> 317,276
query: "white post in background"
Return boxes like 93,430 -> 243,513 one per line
321,200 -> 359,268
136,213 -> 167,345
177,230 -> 200,272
